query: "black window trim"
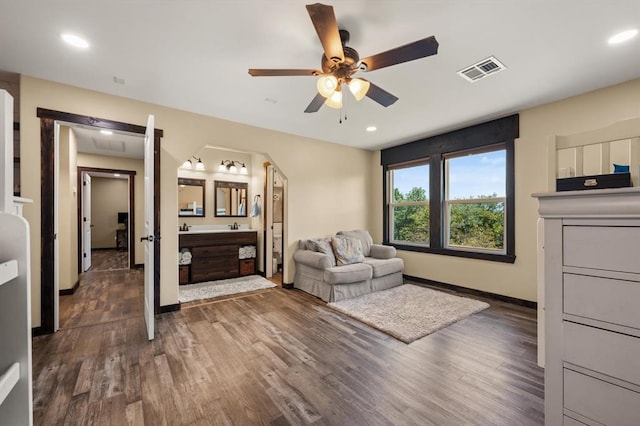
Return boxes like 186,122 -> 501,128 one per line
381,114 -> 518,264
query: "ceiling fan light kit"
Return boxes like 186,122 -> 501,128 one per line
248,3 -> 439,114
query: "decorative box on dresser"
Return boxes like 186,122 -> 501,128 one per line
533,187 -> 640,426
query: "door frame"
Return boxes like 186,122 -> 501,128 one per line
37,108 -> 162,335
76,167 -> 136,272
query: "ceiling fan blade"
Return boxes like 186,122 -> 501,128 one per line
360,36 -> 439,72
306,3 -> 344,63
248,69 -> 321,77
363,80 -> 399,107
304,92 -> 326,113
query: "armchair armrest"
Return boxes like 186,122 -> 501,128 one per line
294,250 -> 333,269
369,244 -> 396,259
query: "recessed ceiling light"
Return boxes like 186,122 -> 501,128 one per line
608,28 -> 638,45
366,126 -> 377,132
61,33 -> 89,49
100,129 -> 113,135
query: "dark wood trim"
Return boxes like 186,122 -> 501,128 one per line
392,244 -> 516,263
178,177 -> 206,218
40,117 -> 55,334
380,114 -> 519,166
159,303 -> 181,313
38,108 -> 162,334
59,280 -> 80,296
14,121 -> 20,131
31,326 -> 46,338
37,108 -> 163,138
404,274 -> 536,309
77,167 -> 136,274
381,115 -> 518,262
134,263 -> 144,269
282,282 -> 294,289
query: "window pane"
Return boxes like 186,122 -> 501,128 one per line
392,164 -> 429,202
393,205 -> 430,244
447,150 -> 505,199
448,201 -> 504,250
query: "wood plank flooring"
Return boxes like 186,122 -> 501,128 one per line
59,268 -> 143,330
34,270 -> 544,425
89,249 -> 128,272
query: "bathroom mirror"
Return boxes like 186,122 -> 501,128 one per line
215,180 -> 248,217
178,178 -> 206,217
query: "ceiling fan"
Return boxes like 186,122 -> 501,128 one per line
248,3 -> 439,113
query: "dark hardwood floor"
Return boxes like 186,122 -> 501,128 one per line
89,249 -> 128,272
34,270 -> 544,425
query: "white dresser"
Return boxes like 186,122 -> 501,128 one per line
534,187 -> 640,425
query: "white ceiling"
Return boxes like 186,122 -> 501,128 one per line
1,1 -> 639,151
72,125 -> 144,159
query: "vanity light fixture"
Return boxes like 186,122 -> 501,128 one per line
218,160 -> 248,174
182,156 -> 205,170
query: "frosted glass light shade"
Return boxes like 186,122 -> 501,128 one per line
229,164 -> 237,173
325,89 -> 343,109
240,164 -> 248,174
348,78 -> 370,101
195,159 -> 205,171
218,161 -> 226,171
317,75 -> 338,97
182,159 -> 192,169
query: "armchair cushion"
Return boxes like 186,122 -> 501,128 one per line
324,263 -> 372,285
370,244 -> 396,259
363,257 -> 404,278
293,250 -> 334,270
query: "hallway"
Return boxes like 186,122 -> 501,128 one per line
59,268 -> 143,330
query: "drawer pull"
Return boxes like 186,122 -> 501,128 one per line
583,178 -> 597,187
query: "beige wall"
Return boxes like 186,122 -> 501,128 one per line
22,72 -> 640,328
20,75 -> 373,326
76,153 -> 144,265
57,126 -> 78,290
371,78 -> 640,302
90,177 -> 128,249
178,148 -> 252,227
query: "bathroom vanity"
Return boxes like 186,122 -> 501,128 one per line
179,229 -> 257,284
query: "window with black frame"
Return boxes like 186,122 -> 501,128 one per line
382,115 -> 517,263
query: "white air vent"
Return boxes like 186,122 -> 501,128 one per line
93,138 -> 125,152
458,56 -> 506,82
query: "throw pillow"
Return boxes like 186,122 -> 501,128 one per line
331,236 -> 365,265
308,238 -> 337,267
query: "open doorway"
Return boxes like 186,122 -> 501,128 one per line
57,124 -> 142,331
264,162 -> 287,285
77,169 -> 134,273
37,108 -> 162,336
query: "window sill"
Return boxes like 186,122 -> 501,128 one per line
389,243 -> 516,264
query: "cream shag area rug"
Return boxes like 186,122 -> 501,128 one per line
328,284 -> 490,343
179,275 -> 275,303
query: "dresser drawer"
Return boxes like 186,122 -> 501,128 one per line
239,259 -> 255,276
192,244 -> 237,258
563,321 -> 640,385
564,368 -> 640,426
564,273 -> 640,329
191,257 -> 238,278
563,226 -> 640,273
